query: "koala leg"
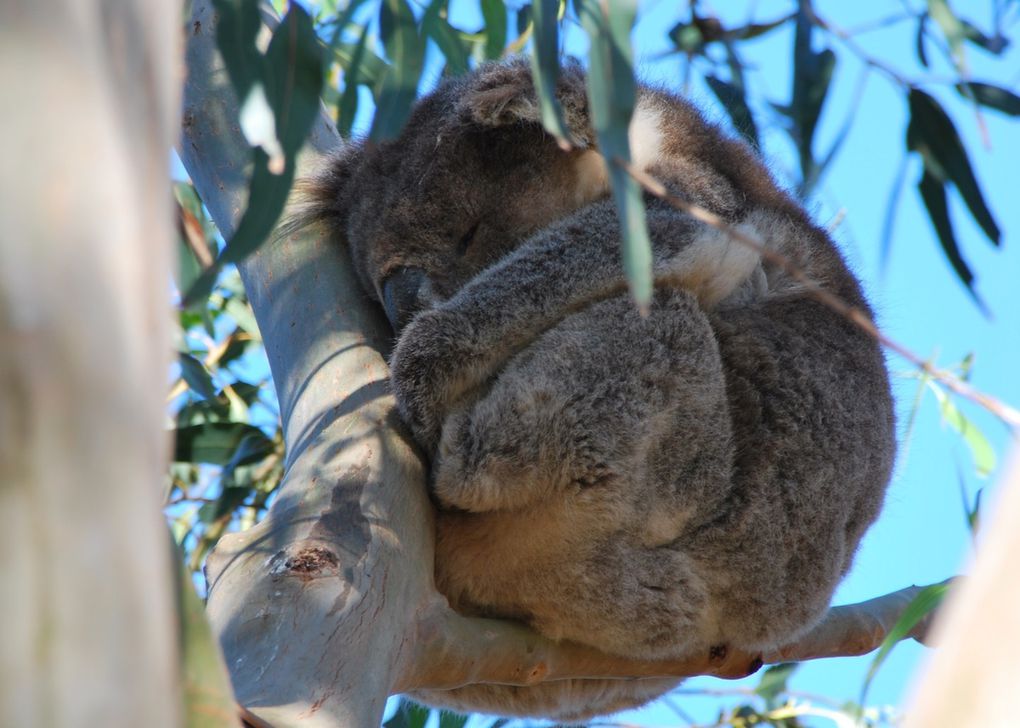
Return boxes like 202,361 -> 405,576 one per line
431,287 -> 733,520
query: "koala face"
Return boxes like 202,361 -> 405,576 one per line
308,60 -> 606,332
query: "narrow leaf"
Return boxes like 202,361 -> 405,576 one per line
423,0 -> 470,76
384,700 -> 430,728
907,88 -> 1000,247
438,711 -> 469,728
198,486 -> 252,524
371,0 -> 426,141
956,82 -> 1020,116
754,663 -> 798,703
333,41 -> 390,87
174,422 -> 274,465
528,0 -> 572,147
928,380 -> 997,477
927,0 -> 966,65
481,0 -> 508,60
791,9 -> 836,191
178,353 -> 219,401
577,0 -> 652,309
916,169 -> 978,299
861,582 -> 950,701
705,75 -> 759,148
211,0 -> 262,100
337,25 -> 370,138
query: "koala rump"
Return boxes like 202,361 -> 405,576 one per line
298,57 -> 895,720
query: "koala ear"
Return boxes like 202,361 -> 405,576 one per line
458,57 -> 593,148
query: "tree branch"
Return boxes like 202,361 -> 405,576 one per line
403,584 -> 939,691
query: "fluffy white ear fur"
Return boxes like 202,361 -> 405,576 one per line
572,98 -> 665,205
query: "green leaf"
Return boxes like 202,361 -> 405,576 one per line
861,582 -> 950,703
198,485 -> 252,524
668,22 -> 704,54
917,168 -> 981,304
528,0 -> 572,147
438,711 -> 468,728
371,0 -> 426,141
174,423 -> 274,465
577,0 -> 652,310
481,0 -> 507,60
211,0 -> 262,101
927,0 -> 966,66
705,75 -> 759,148
928,380 -> 997,477
423,0 -> 470,76
384,700 -> 430,728
956,82 -> 1020,116
907,88 -> 1001,248
178,353 -> 219,401
754,662 -> 798,704
333,41 -> 390,88
338,24 -> 371,138
791,11 -> 836,191
170,536 -> 239,728
959,18 -> 1010,55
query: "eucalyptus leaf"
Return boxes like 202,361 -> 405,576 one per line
481,0 -> 507,60
917,168 -> 980,303
338,24 -> 371,138
791,8 -> 836,191
927,381 -> 997,477
861,582 -> 949,703
423,0 -> 470,76
576,0 -> 652,309
371,0 -> 426,141
907,88 -> 1000,248
174,422 -> 274,465
384,699 -> 430,728
705,75 -> 759,147
528,0 -> 572,147
178,353 -> 219,401
956,82 -> 1020,116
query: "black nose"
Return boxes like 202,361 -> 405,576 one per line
381,266 -> 427,334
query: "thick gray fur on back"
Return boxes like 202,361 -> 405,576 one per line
300,57 -> 895,721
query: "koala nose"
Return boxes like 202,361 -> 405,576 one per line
381,266 -> 428,334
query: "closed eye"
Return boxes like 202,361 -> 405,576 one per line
456,222 -> 480,257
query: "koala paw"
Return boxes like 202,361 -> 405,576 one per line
389,307 -> 478,453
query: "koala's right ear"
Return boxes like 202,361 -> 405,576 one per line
283,142 -> 366,242
458,58 -> 593,148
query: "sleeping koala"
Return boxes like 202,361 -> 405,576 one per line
300,57 -> 895,720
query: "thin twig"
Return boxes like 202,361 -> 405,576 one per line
618,158 -> 1020,431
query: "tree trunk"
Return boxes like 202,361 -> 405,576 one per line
180,3 -> 436,727
0,1 -> 180,727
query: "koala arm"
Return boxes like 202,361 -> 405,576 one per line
390,200 -> 761,453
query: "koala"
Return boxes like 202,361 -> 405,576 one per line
299,57 -> 895,721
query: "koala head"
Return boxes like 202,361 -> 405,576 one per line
304,57 -> 611,332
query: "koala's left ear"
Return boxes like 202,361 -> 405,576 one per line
458,57 -> 593,148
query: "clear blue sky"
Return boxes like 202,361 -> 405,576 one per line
222,1 -> 1020,724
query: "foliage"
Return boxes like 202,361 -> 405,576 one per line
169,0 -> 1019,725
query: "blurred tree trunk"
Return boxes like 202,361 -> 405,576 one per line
0,1 -> 181,727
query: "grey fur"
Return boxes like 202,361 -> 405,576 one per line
300,57 -> 895,720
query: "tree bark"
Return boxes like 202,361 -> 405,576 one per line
0,1 -> 180,727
